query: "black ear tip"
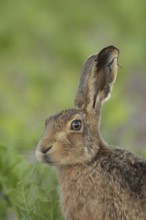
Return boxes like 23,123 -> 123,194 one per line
100,45 -> 119,55
107,45 -> 119,49
97,45 -> 119,67
108,45 -> 120,54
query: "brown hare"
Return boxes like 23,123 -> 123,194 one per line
36,46 -> 146,220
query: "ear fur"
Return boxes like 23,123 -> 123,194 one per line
74,46 -> 119,113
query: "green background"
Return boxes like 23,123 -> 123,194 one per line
0,0 -> 146,219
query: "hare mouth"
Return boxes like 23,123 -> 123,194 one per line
43,154 -> 54,165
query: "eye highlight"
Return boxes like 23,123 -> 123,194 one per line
71,120 -> 82,131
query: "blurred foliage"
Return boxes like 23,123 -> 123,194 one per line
0,0 -> 146,219
0,145 -> 62,220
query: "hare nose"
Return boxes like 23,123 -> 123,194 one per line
42,146 -> 52,154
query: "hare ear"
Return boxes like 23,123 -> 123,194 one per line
74,46 -> 119,113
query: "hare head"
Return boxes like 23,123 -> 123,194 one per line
36,46 -> 119,166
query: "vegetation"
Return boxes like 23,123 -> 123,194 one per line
0,0 -> 146,219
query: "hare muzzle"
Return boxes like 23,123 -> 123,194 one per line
36,139 -> 53,164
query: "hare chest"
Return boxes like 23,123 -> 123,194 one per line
58,166 -> 102,220
57,165 -> 145,220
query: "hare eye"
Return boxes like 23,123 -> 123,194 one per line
71,120 -> 82,130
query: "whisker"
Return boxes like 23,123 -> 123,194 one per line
26,150 -> 37,164
118,63 -> 123,69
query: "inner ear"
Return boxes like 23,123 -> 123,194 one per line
74,55 -> 97,109
75,46 -> 119,112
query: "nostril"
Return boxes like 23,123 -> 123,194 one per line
42,146 -> 52,154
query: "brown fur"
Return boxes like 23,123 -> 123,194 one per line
36,46 -> 146,220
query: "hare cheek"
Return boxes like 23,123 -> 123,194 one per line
56,131 -> 67,140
